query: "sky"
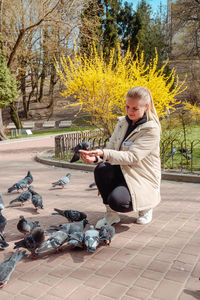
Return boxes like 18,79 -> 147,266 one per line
126,0 -> 168,14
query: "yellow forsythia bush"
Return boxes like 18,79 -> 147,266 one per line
183,101 -> 200,122
56,44 -> 186,135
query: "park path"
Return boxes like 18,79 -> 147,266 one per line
0,135 -> 199,300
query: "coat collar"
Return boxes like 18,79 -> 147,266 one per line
125,114 -> 147,126
118,116 -> 158,136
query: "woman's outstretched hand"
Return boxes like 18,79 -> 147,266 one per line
79,149 -> 104,164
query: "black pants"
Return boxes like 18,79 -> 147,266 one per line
94,162 -> 133,213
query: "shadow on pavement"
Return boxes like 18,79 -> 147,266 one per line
183,289 -> 200,299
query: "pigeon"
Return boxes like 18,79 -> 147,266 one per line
0,249 -> 26,288
53,208 -> 87,222
99,224 -> 115,245
84,225 -> 100,253
0,193 -> 5,211
17,216 -> 40,236
70,141 -> 91,163
26,171 -> 33,185
0,233 -> 9,249
8,171 -> 33,193
28,186 -> 43,211
14,228 -> 45,258
179,147 -> 189,153
0,211 -> 7,235
47,219 -> 88,235
9,190 -> 31,206
68,232 -> 85,248
52,173 -> 71,188
35,230 -> 69,254
183,153 -> 192,160
68,219 -> 88,235
167,146 -> 177,158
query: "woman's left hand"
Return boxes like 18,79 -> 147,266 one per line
79,149 -> 104,164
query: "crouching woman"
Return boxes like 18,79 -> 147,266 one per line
80,86 -> 161,228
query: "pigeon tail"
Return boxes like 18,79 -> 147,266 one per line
35,240 -> 51,253
14,249 -> 27,263
13,240 -> 24,249
70,153 -> 80,163
54,208 -> 65,217
9,199 -> 18,205
8,186 -> 16,193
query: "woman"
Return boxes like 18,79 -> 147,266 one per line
80,86 -> 161,228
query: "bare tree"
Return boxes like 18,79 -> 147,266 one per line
171,0 -> 200,59
1,0 -> 86,127
170,0 -> 200,103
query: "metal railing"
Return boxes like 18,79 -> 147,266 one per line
161,139 -> 200,173
55,131 -> 200,174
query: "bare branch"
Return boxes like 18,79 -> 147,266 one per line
7,0 -> 62,68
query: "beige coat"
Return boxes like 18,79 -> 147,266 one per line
102,116 -> 161,212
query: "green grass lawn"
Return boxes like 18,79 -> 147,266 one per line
160,121 -> 200,172
7,125 -> 97,139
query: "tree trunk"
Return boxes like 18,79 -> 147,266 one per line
0,108 -> 7,140
38,66 -> 46,102
20,58 -> 28,119
38,28 -> 48,102
10,102 -> 22,129
47,63 -> 57,109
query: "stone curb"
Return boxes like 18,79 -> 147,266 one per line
35,149 -> 200,184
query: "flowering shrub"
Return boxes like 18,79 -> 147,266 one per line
56,44 -> 186,135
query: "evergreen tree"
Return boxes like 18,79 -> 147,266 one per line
79,0 -> 103,55
79,0 -> 168,67
0,48 -> 18,108
0,43 -> 18,140
79,0 -> 122,59
117,1 -> 141,53
135,0 -> 168,67
102,0 -> 121,58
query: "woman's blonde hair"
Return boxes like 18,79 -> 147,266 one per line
126,86 -> 161,129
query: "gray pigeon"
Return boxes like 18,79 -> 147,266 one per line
9,190 -> 31,206
35,230 -> 69,254
99,224 -> 115,245
68,232 -> 85,248
0,210 -> 7,235
17,216 -> 40,236
52,173 -> 71,188
53,208 -> 87,222
0,233 -> 9,249
0,249 -> 26,288
183,153 -> 192,160
26,171 -> 33,185
70,141 -> 91,163
28,186 -> 43,211
167,146 -> 177,158
8,171 -> 33,193
14,228 -> 45,258
48,219 -> 88,235
84,225 -> 100,253
0,193 -> 5,211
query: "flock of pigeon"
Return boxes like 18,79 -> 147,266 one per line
0,142 -> 115,288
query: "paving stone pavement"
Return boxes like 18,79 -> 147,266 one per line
0,136 -> 200,300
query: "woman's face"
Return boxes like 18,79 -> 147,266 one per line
125,97 -> 148,123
